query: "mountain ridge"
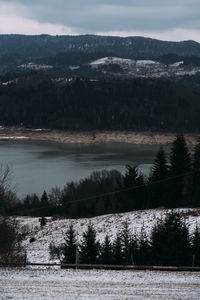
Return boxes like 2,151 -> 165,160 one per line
0,34 -> 200,59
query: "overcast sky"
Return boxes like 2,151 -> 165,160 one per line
0,0 -> 200,42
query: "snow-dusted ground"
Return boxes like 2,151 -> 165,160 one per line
89,56 -> 200,78
18,208 -> 200,264
0,267 -> 200,300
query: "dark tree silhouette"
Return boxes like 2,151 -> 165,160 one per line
148,147 -> 169,207
151,212 -> 191,266
100,235 -> 113,265
169,135 -> 191,207
138,226 -> 151,265
80,225 -> 99,264
189,140 -> 200,206
0,217 -> 25,266
120,165 -> 145,211
121,221 -> 131,265
191,225 -> 200,266
62,225 -> 77,264
112,233 -> 123,265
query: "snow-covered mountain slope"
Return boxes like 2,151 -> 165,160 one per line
90,57 -> 134,66
89,56 -> 200,78
18,208 -> 200,264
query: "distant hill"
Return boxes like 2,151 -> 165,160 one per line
0,34 -> 200,77
0,34 -> 200,59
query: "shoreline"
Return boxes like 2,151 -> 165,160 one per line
0,127 -> 199,145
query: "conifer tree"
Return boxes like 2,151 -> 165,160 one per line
62,225 -> 77,264
40,216 -> 46,227
79,225 -> 99,264
41,190 -> 49,207
148,147 -> 168,207
151,212 -> 191,266
112,233 -> 123,265
138,226 -> 151,265
121,221 -> 131,265
129,236 -> 139,265
121,165 -> 145,211
100,235 -> 113,265
169,135 -> 191,207
189,140 -> 200,206
191,225 -> 200,266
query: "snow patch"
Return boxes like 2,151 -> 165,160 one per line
170,61 -> 184,67
0,136 -> 28,139
18,208 -> 200,264
90,57 -> 134,66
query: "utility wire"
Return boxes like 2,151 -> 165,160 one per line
9,168 -> 200,215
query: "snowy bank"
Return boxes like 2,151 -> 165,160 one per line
18,208 -> 200,264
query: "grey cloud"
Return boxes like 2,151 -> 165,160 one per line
1,0 -> 200,33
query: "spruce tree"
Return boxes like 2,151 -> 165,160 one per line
169,135 -> 191,207
189,140 -> 200,206
192,225 -> 200,266
138,226 -> 151,265
121,165 -> 145,211
121,221 -> 131,265
62,225 -> 77,264
112,233 -> 123,265
129,236 -> 139,265
151,212 -> 191,266
40,216 -> 46,227
148,147 -> 168,207
79,225 -> 99,264
100,235 -> 113,265
41,190 -> 49,207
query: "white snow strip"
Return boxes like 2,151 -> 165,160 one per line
136,60 -> 159,65
0,136 -> 28,139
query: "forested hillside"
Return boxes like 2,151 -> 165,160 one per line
1,35 -> 199,58
0,74 -> 200,132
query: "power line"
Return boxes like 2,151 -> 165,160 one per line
9,168 -> 200,214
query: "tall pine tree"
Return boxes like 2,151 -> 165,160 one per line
192,225 -> 200,266
169,135 -> 191,207
151,212 -> 191,266
100,235 -> 113,265
112,233 -> 123,265
62,225 -> 77,264
121,221 -> 131,265
189,140 -> 200,206
120,165 -> 145,212
79,225 -> 99,264
148,147 -> 168,207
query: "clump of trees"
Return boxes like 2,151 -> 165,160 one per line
0,217 -> 26,266
0,164 -> 26,266
49,212 -> 200,267
10,135 -> 200,218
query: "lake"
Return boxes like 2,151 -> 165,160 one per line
0,140 -> 167,197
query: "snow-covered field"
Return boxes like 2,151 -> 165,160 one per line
89,56 -> 200,78
0,267 -> 200,300
18,208 -> 200,264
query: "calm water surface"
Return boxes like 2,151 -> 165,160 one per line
0,140 -> 168,197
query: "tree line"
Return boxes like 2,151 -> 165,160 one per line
7,135 -> 200,218
0,74 -> 200,132
49,212 -> 200,267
